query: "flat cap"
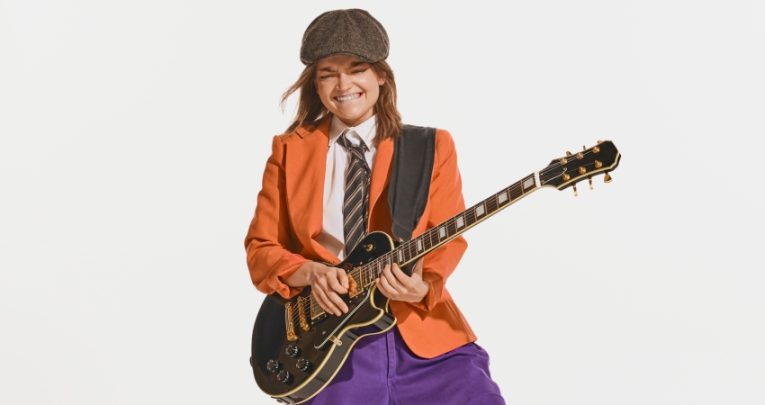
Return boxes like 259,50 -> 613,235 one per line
300,9 -> 389,65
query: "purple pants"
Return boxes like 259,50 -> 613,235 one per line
304,327 -> 505,405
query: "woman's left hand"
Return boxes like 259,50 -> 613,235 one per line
376,259 -> 428,303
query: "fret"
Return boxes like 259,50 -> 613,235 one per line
510,183 -> 522,200
487,196 -> 497,213
466,207 -> 476,226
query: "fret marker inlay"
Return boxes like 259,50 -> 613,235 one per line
476,204 -> 485,217
456,216 -> 464,228
438,227 -> 446,238
417,240 -> 423,251
498,191 -> 508,204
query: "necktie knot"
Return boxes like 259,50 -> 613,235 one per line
337,131 -> 369,155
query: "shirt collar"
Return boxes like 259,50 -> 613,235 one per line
329,115 -> 377,148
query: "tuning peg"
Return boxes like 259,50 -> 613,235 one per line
604,172 -> 612,183
588,176 -> 593,190
566,151 -> 572,157
572,183 -> 578,197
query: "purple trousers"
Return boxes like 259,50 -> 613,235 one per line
304,327 -> 505,405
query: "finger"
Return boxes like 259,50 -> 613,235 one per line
390,263 -> 414,288
382,264 -> 404,292
313,286 -> 341,316
326,290 -> 349,314
379,270 -> 402,296
376,277 -> 395,298
327,270 -> 348,295
336,268 -> 350,291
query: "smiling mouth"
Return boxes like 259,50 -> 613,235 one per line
334,93 -> 362,102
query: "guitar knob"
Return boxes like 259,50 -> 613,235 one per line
285,344 -> 301,358
266,359 -> 281,374
277,369 -> 292,384
296,358 -> 312,372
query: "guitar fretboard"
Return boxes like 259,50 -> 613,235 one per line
307,172 -> 541,318
351,172 -> 540,289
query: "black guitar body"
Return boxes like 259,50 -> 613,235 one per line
250,231 -> 398,404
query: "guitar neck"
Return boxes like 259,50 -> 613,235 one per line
352,172 -> 543,289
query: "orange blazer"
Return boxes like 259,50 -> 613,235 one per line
244,118 -> 476,358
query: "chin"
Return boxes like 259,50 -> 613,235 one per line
336,112 -> 368,125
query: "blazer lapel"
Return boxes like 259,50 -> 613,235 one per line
284,119 -> 338,264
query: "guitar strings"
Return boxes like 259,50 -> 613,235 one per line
291,147 -> 607,322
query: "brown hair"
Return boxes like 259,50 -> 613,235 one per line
281,60 -> 403,143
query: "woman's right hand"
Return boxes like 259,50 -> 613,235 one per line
286,261 -> 350,316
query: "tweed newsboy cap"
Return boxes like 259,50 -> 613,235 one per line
300,9 -> 389,65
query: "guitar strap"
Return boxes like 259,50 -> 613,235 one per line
387,125 -> 436,265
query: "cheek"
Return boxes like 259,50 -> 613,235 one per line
369,85 -> 382,104
316,85 -> 334,105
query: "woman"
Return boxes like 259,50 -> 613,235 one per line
245,9 -> 505,404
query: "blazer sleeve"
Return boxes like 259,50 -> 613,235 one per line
409,129 -> 468,312
244,135 -> 309,299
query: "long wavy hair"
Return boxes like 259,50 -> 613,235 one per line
281,60 -> 403,143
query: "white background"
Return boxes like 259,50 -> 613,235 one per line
2,1 -> 764,404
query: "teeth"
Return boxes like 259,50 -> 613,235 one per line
336,93 -> 361,102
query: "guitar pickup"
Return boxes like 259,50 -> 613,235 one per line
297,296 -> 310,332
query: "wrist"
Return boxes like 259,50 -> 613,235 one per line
287,261 -> 322,287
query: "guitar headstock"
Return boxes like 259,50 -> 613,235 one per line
540,141 -> 620,194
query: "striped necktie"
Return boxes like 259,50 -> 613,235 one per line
337,131 -> 371,255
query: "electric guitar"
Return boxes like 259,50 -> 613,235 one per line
250,141 -> 621,404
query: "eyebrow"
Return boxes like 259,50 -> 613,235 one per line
317,61 -> 370,72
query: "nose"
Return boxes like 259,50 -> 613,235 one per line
336,73 -> 352,91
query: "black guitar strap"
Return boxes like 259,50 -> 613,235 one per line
387,125 -> 436,248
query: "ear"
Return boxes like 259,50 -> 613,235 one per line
377,76 -> 386,86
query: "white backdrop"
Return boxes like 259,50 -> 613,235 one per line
2,1 -> 764,404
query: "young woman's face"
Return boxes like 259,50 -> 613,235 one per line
315,54 -> 385,127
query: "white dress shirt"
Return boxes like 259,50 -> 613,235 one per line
316,115 -> 378,260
